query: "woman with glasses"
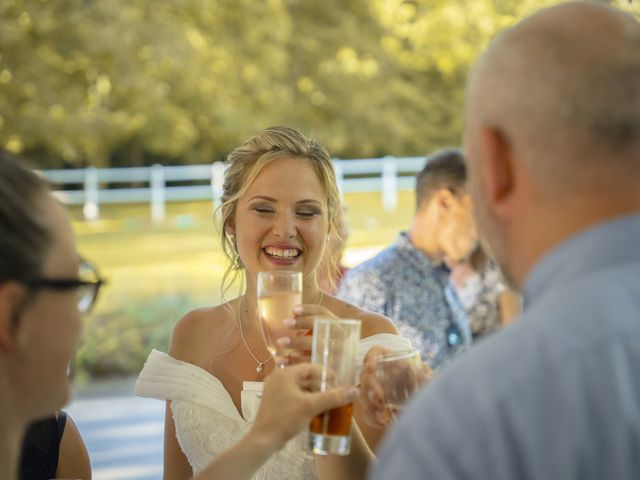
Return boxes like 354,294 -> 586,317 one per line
0,150 -> 106,479
0,150 -> 356,480
14,261 -> 101,480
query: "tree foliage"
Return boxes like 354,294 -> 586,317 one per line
0,0 -> 637,167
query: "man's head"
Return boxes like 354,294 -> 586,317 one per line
464,1 -> 640,289
413,149 -> 477,263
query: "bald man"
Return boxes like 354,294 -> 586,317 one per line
368,2 -> 640,479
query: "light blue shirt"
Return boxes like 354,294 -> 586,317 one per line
371,213 -> 640,480
338,232 -> 471,367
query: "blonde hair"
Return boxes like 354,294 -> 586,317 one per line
217,126 -> 342,296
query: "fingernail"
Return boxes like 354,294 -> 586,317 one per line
283,318 -> 296,328
368,390 -> 377,402
277,337 -> 291,347
293,305 -> 303,314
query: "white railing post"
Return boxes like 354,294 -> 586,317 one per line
382,155 -> 397,211
151,164 -> 165,224
83,167 -> 99,221
211,161 -> 226,210
333,159 -> 345,201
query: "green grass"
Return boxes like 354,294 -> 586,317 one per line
71,190 -> 415,378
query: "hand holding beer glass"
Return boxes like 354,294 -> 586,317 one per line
309,318 -> 361,456
375,349 -> 423,422
257,271 -> 302,368
359,346 -> 431,427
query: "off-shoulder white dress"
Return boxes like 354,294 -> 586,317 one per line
135,334 -> 411,479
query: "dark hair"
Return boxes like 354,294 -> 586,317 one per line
0,151 -> 52,283
415,148 -> 467,210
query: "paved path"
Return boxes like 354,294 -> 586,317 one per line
66,378 -> 165,480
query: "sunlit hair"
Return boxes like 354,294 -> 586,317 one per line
415,148 -> 467,211
0,151 -> 51,284
216,126 -> 342,296
317,203 -> 348,294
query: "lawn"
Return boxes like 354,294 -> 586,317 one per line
71,190 -> 415,378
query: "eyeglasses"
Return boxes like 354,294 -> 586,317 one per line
24,260 -> 106,314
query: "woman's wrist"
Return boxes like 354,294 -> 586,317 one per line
244,423 -> 283,460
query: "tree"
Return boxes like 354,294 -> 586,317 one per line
2,0 -> 636,168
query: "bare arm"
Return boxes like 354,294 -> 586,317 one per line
163,401 -> 193,480
56,414 -> 92,480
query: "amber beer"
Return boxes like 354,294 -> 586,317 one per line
309,403 -> 354,436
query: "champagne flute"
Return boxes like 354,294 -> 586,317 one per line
257,271 -> 302,366
375,349 -> 423,420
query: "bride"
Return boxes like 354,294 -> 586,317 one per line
135,126 -> 410,479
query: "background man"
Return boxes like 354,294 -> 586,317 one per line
338,149 -> 477,367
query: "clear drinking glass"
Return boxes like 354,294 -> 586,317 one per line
257,271 -> 303,363
375,349 -> 423,420
309,318 -> 361,456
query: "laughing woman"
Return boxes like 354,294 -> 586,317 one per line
135,127 -> 410,480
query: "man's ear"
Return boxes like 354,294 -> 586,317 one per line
0,281 -> 26,353
433,188 -> 457,213
478,125 -> 515,212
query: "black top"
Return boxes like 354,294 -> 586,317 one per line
18,411 -> 67,480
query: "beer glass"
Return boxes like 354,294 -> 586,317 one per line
309,318 -> 361,455
257,271 -> 302,364
375,349 -> 423,420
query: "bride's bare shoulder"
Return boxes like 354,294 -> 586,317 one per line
169,300 -> 238,364
328,296 -> 398,338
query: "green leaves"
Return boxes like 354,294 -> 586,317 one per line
3,0 -> 636,168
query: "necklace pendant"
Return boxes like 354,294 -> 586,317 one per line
256,363 -> 263,373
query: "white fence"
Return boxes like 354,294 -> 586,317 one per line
39,156 -> 427,222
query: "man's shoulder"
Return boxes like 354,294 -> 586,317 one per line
357,243 -> 403,269
341,245 -> 400,282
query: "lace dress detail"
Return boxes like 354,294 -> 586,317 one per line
135,334 -> 412,479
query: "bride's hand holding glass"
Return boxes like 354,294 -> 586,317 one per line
257,271 -> 303,368
276,304 -> 338,366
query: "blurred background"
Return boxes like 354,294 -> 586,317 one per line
1,0 -> 637,478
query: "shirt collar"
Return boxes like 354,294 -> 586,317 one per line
523,213 -> 640,310
395,232 -> 448,275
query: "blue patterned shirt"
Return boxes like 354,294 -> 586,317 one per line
338,232 -> 471,368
